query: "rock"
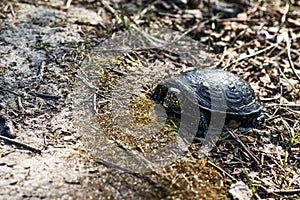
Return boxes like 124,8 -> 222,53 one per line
229,181 -> 253,200
0,115 -> 16,139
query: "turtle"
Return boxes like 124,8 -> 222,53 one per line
150,68 -> 265,137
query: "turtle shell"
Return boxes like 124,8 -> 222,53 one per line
151,69 -> 263,115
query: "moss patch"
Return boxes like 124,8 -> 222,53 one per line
128,95 -> 154,124
89,53 -> 230,199
150,157 -> 229,199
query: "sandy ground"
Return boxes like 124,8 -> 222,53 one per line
0,3 -> 109,199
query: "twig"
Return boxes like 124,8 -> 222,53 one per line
226,129 -> 260,165
222,42 -> 278,70
213,18 -> 260,23
75,74 -> 98,91
0,135 -> 41,154
265,103 -> 300,110
264,115 -> 281,122
253,193 -> 262,200
271,188 -> 300,195
285,33 -> 300,82
17,96 -> 25,113
93,93 -> 97,114
29,92 -> 59,100
37,61 -> 45,79
259,185 -> 300,196
74,20 -> 106,29
113,140 -> 156,171
131,2 -> 153,23
64,0 -> 72,8
211,46 -> 227,69
207,159 -> 237,181
157,9 -> 202,19
96,158 -> 164,189
106,67 -> 128,76
0,86 -> 20,96
275,62 -> 297,90
43,132 -> 47,145
75,73 -> 109,99
267,83 -> 283,121
8,3 -> 15,17
277,1 -> 289,33
101,0 -> 118,19
260,97 -> 280,102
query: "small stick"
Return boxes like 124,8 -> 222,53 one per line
113,140 -> 155,171
96,158 -> 146,178
29,92 -> 59,100
96,158 -> 163,188
265,115 -> 281,122
65,0 -> 72,8
259,185 -> 300,196
264,103 -> 300,108
75,74 -> 98,91
37,61 -> 45,78
270,188 -> 300,195
17,96 -> 25,113
9,3 -> 15,17
0,135 -> 41,154
106,67 -> 128,76
213,18 -> 260,23
268,83 -> 283,120
207,160 -> 237,181
211,46 -> 227,69
226,129 -> 260,165
92,93 -> 97,114
222,43 -> 278,70
253,193 -> 262,200
277,1 -> 289,33
0,86 -> 19,96
285,33 -> 300,81
101,0 -> 118,19
43,132 -> 47,145
260,97 -> 280,102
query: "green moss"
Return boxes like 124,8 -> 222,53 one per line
152,158 -> 229,199
92,53 -> 229,199
128,95 -> 154,124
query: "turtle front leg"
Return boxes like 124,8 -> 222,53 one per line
195,110 -> 208,139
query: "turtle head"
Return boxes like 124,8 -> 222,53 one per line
150,83 -> 169,102
151,83 -> 182,114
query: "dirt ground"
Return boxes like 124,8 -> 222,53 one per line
0,0 -> 299,199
